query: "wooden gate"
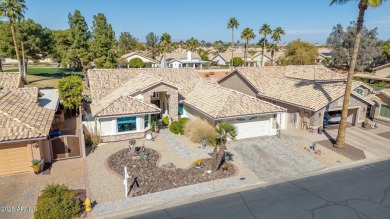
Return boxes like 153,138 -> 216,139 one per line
51,136 -> 81,160
287,113 -> 298,129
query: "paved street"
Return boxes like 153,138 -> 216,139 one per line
129,159 -> 390,219
325,126 -> 390,159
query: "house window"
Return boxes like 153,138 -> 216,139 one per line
380,105 -> 390,118
152,92 -> 159,98
178,103 -> 184,115
144,115 -> 149,128
117,117 -> 137,132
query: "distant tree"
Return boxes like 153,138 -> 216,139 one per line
259,24 -> 272,67
227,17 -> 240,68
128,57 -> 144,68
177,40 -> 185,52
0,21 -> 14,72
118,32 -> 138,55
327,22 -> 385,71
231,57 -> 244,66
270,26 -> 285,65
159,33 -> 172,67
241,27 -> 255,65
58,75 -> 83,116
90,13 -> 116,68
280,39 -> 318,65
51,29 -> 72,66
266,43 -> 278,65
213,40 -> 224,53
382,40 -> 390,61
0,0 -> 27,73
68,10 -> 90,72
145,32 -> 159,59
200,40 -> 206,47
186,37 -> 199,52
198,48 -> 209,61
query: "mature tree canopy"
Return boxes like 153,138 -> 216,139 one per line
198,48 -> 209,61
0,21 -> 15,59
231,57 -> 244,66
90,13 -> 116,68
280,39 -> 318,65
159,33 -> 172,55
68,10 -> 90,70
118,32 -> 138,55
128,57 -> 144,68
186,37 -> 199,52
382,40 -> 390,61
51,29 -> 72,65
145,32 -> 159,59
58,75 -> 83,112
327,22 -> 386,71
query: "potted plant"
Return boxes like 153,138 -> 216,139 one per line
32,159 -> 41,174
194,159 -> 202,169
222,162 -> 229,172
318,125 -> 323,134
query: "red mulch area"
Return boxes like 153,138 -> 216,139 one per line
107,148 -> 235,197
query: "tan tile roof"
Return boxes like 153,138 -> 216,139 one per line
121,51 -> 156,62
0,72 -> 27,91
227,66 -> 367,111
380,89 -> 390,98
91,73 -> 174,116
95,96 -> 160,117
0,88 -> 55,142
183,81 -> 286,119
159,52 -> 201,60
88,68 -> 201,102
214,52 -> 251,62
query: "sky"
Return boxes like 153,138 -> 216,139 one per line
23,0 -> 390,44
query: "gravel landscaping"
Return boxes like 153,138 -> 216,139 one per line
107,148 -> 236,197
316,139 -> 366,161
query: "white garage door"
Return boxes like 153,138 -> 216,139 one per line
232,116 -> 270,139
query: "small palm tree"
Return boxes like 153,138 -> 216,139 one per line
215,122 -> 237,170
207,135 -> 220,169
259,24 -> 272,67
241,27 -> 255,66
270,27 -> 285,65
331,0 -> 387,149
227,17 -> 240,69
186,37 -> 199,52
159,33 -> 172,68
267,43 -> 278,65
0,0 -> 27,74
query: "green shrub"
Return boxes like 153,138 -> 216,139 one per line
34,184 -> 83,219
129,57 -> 144,68
179,117 -> 190,126
169,121 -> 182,134
231,57 -> 244,66
162,116 -> 170,125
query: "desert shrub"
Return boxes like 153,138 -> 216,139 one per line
179,117 -> 190,126
162,116 -> 170,125
169,121 -> 182,134
34,184 -> 82,219
184,117 -> 216,143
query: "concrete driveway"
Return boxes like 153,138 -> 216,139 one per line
227,134 -> 326,181
0,158 -> 86,219
325,126 -> 390,159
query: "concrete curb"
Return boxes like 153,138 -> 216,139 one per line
90,155 -> 390,218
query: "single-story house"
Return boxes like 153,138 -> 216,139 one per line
86,68 -> 285,142
121,52 -> 158,67
0,87 -> 57,175
159,51 -> 209,69
373,63 -> 390,77
251,52 -> 271,66
211,52 -> 267,67
368,89 -> 390,126
219,66 -> 374,130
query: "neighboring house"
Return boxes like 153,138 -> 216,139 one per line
0,87 -> 58,175
251,52 -> 271,66
373,63 -> 390,77
159,51 -> 209,69
2,57 -> 54,65
369,89 -> 390,126
86,68 -> 285,142
317,47 -> 332,64
219,66 -> 374,130
211,52 -> 270,67
121,52 -> 158,67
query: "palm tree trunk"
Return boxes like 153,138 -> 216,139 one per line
215,139 -> 226,170
21,39 -> 26,77
335,1 -> 366,149
271,50 -> 275,66
261,37 -> 265,67
9,18 -> 22,73
0,57 -> 3,72
244,40 -> 248,66
231,28 -> 234,70
212,146 -> 218,169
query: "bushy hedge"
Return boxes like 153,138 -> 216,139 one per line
34,184 -> 83,219
162,116 -> 170,126
169,117 -> 190,135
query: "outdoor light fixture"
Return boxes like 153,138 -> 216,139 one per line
32,142 -> 39,148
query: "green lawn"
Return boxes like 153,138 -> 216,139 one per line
3,67 -> 83,89
4,67 -> 82,76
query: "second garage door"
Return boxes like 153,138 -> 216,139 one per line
0,143 -> 30,175
232,116 -> 270,139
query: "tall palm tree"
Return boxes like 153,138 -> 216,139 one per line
271,27 -> 285,65
18,17 -> 26,76
215,122 -> 237,170
259,24 -> 272,67
0,0 -> 27,74
331,0 -> 387,149
159,33 -> 172,68
267,43 -> 278,66
227,17 -> 239,69
185,37 -> 199,52
241,27 -> 255,66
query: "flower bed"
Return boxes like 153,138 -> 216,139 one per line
107,148 -> 235,197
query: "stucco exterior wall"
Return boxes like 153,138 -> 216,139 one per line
219,73 -> 258,97
325,95 -> 367,123
183,104 -> 215,126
